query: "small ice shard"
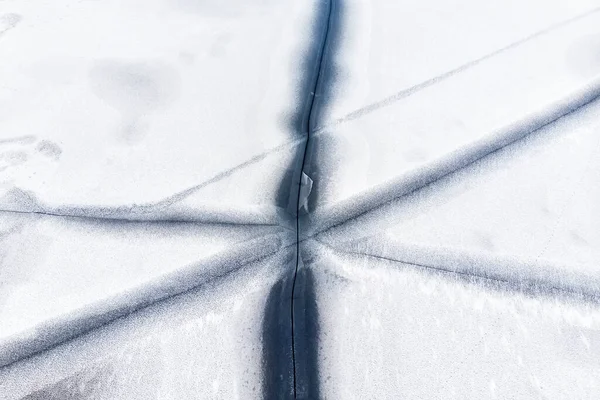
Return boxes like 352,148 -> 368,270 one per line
298,172 -> 313,212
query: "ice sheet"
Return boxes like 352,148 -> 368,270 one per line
304,3 -> 600,228
319,97 -> 600,299
0,249 -> 296,399
0,211 -> 287,367
303,244 -> 600,399
0,0 -> 320,222
3,0 -> 600,398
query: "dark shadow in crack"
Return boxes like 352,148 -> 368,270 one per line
300,0 -> 346,217
261,273 -> 295,400
271,0 -> 342,397
291,265 -> 321,400
270,0 -> 341,398
276,0 -> 342,217
261,249 -> 321,400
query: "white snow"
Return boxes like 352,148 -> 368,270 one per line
306,2 -> 600,226
0,0 -> 312,393
0,210 -> 285,366
299,1 -> 600,398
2,0 -> 600,398
313,0 -> 600,127
0,250 -> 292,399
321,97 -> 600,297
306,245 -> 600,399
0,0 -> 318,221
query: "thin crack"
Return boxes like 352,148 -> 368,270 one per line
312,5 -> 600,134
0,234 -> 283,369
0,207 -> 282,227
0,138 -> 305,225
148,138 -> 305,207
309,84 -> 600,240
321,240 -> 600,304
290,0 -> 335,397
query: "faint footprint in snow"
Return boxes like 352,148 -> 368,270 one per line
89,60 -> 181,145
0,151 -> 28,172
0,13 -> 22,38
0,136 -> 62,177
35,140 -> 62,160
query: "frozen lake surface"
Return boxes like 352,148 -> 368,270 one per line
1,0 -> 600,398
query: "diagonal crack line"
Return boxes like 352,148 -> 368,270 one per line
0,234 -> 283,369
0,207 -> 281,227
322,241 -> 600,303
312,5 -> 600,134
0,138 -> 305,226
142,138 -> 305,208
310,82 -> 600,240
290,0 -> 335,398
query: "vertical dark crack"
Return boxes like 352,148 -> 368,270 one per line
262,1 -> 338,398
291,265 -> 321,399
261,254 -> 296,399
291,0 -> 336,398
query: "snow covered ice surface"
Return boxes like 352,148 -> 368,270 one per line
1,0 -> 600,399
301,244 -> 600,399
1,249 -> 296,399
0,0 -> 322,223
0,212 -> 287,367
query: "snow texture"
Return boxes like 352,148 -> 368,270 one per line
2,0 -> 600,399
